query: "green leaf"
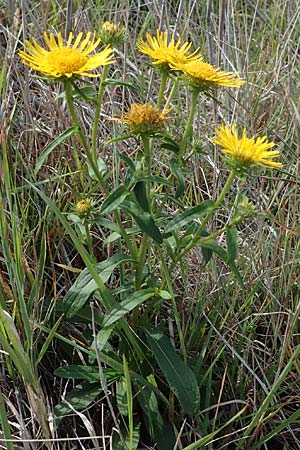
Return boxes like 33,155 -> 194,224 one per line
123,201 -> 163,244
116,378 -> 128,416
158,133 -> 180,154
54,382 -> 101,425
169,158 -> 185,198
100,185 -> 129,214
63,255 -> 135,318
161,143 -> 179,153
117,151 -> 136,172
137,387 -> 176,450
54,365 -> 121,382
103,288 -> 156,327
145,327 -> 200,415
134,181 -> 150,212
55,365 -> 99,381
34,127 -> 77,175
89,325 -> 115,364
103,78 -> 138,90
90,217 -> 122,234
0,390 -> 14,450
199,230 -> 213,264
55,86 -> 97,102
112,422 -> 140,450
87,156 -> 107,180
199,239 -> 244,287
226,226 -> 238,264
165,200 -> 215,233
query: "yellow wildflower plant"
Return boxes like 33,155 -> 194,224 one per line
19,32 -> 115,79
212,124 -> 283,171
115,103 -> 171,135
137,30 -> 202,71
172,60 -> 245,90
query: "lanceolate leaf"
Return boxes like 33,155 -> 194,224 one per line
145,328 -> 200,415
226,226 -> 238,264
165,200 -> 215,233
54,382 -> 101,425
199,239 -> 244,287
134,181 -> 150,212
169,158 -> 185,198
123,201 -> 163,244
63,255 -> 135,318
54,365 -> 121,382
103,288 -> 156,327
100,185 -> 130,214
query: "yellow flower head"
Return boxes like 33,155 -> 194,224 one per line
75,199 -> 93,215
19,32 -> 115,79
211,124 -> 283,171
137,30 -> 202,71
115,103 -> 171,135
172,60 -> 245,90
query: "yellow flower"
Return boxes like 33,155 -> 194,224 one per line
211,124 -> 283,170
115,103 -> 171,135
19,32 -> 115,79
172,60 -> 245,89
137,30 -> 202,70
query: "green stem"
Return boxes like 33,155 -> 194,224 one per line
64,79 -> 107,193
91,65 -> 109,162
156,70 -> 168,110
64,79 -> 136,258
135,135 -> 152,290
141,135 -> 152,205
178,88 -> 200,159
157,247 -> 187,362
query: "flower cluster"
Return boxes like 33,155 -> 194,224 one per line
138,29 -> 244,90
19,29 -> 282,172
137,30 -> 202,71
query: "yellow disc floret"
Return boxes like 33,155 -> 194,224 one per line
115,103 -> 171,135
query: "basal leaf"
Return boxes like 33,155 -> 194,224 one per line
54,382 -> 101,425
63,255 -> 135,318
103,288 -> 156,328
145,327 -> 200,415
